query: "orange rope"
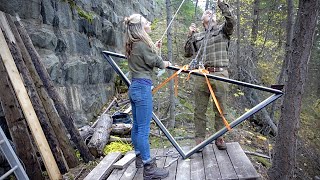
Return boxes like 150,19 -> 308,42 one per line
152,65 -> 188,94
153,65 -> 231,131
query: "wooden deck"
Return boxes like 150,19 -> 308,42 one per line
105,142 -> 260,180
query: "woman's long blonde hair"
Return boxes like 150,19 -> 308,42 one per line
124,14 -> 158,57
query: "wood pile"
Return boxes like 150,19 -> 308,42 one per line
0,11 -> 95,179
79,97 -> 133,158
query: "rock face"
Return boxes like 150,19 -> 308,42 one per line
0,0 -> 160,127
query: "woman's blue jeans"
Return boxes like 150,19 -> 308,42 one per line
129,79 -> 153,163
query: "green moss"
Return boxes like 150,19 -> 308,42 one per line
62,0 -> 94,23
255,156 -> 271,168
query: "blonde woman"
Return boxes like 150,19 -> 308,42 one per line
124,14 -> 170,179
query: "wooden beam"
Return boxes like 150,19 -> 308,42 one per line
227,142 -> 261,179
84,152 -> 122,180
113,152 -> 135,169
14,18 -> 94,162
5,13 -> 79,168
0,57 -> 44,179
0,27 -> 61,179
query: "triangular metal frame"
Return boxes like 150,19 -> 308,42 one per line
102,50 -> 283,159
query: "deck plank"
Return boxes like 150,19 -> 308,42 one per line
213,144 -> 238,180
107,151 -> 134,180
203,144 -> 221,180
84,152 -> 122,180
227,142 -> 261,180
176,147 -> 191,180
106,143 -> 260,180
163,147 -> 179,180
190,150 -> 205,180
113,152 -> 136,169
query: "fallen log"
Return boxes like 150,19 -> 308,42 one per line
79,125 -> 94,143
111,123 -> 132,135
88,114 -> 113,157
109,137 -> 132,143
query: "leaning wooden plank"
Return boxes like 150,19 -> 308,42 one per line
6,13 -> 79,168
14,18 -> 94,162
84,152 -> 122,180
227,142 -> 261,180
213,143 -> 238,180
0,12 -> 15,43
0,26 -> 61,180
0,57 -> 44,179
1,16 -> 68,173
113,152 -> 136,169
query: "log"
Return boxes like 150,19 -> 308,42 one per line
3,26 -> 68,173
14,18 -> 94,162
6,14 -> 79,168
0,57 -> 44,179
111,123 -> 132,135
88,114 -> 113,157
91,97 -> 117,128
79,125 -> 94,143
109,137 -> 132,143
0,24 -> 61,180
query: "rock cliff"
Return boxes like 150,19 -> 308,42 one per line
0,0 -> 160,127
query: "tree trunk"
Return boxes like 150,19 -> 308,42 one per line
5,14 -> 79,168
268,0 -> 319,179
270,0 -> 295,122
166,0 -> 176,129
6,37 -> 68,173
0,57 -> 44,179
14,19 -> 94,162
277,0 -> 295,86
88,114 -> 113,157
236,0 -> 240,79
205,0 -> 210,10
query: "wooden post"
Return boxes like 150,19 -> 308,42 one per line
14,19 -> 94,162
5,13 -> 79,168
0,28 -> 61,180
0,14 -> 69,173
0,57 -> 44,179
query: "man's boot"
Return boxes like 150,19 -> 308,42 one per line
215,137 -> 227,150
135,154 -> 143,168
143,158 -> 169,180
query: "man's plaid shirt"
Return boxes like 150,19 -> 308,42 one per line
184,2 -> 235,68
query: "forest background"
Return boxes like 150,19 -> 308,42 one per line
130,0 -> 320,179
0,0 -> 318,179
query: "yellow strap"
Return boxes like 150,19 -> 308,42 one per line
187,68 -> 232,131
